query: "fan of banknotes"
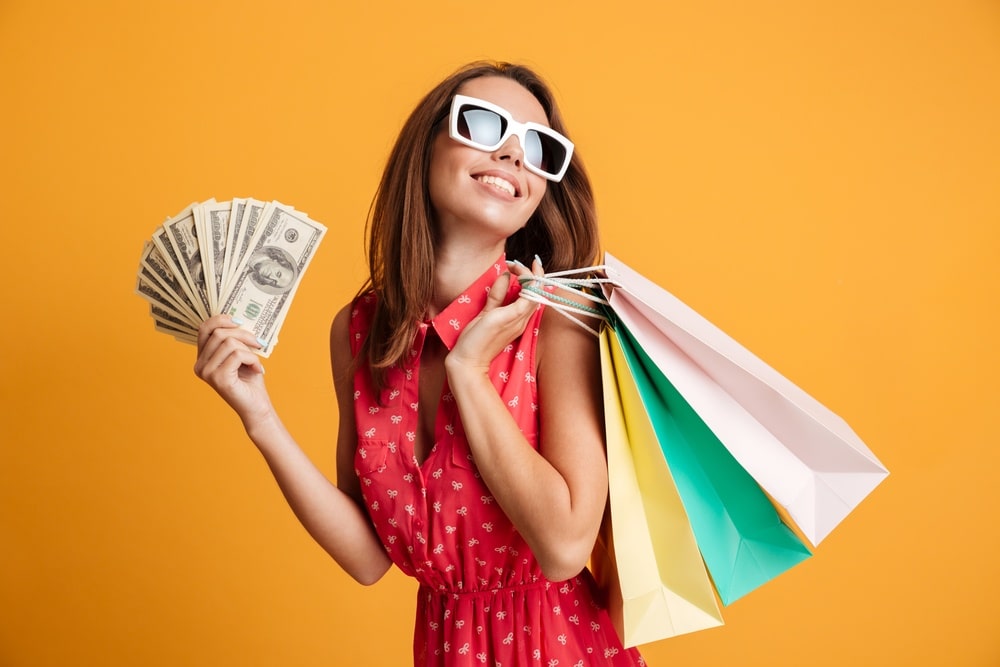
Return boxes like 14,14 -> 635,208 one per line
135,198 -> 327,357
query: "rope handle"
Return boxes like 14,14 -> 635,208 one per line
516,266 -> 620,337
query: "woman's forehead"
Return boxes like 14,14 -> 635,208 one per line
456,76 -> 548,126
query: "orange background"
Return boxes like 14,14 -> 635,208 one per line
2,1 -> 998,665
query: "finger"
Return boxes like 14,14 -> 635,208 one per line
194,327 -> 260,375
483,272 -> 512,312
195,326 -> 262,377
524,255 -> 546,294
497,282 -> 542,330
199,334 -> 264,384
215,344 -> 265,381
197,314 -> 244,351
505,259 -> 531,279
506,255 -> 545,289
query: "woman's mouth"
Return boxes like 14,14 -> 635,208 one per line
475,174 -> 518,197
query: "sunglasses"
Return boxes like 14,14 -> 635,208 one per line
448,94 -> 575,182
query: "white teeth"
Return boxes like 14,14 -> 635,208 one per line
477,175 -> 516,196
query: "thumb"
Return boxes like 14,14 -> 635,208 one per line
483,272 -> 512,312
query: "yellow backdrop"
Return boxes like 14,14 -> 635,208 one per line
2,1 -> 998,665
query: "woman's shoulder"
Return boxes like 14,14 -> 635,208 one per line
536,282 -> 603,332
534,284 -> 602,365
332,289 -> 382,357
331,291 -> 378,327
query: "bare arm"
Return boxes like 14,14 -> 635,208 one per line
444,268 -> 608,582
193,311 -> 391,585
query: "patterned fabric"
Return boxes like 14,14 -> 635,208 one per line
349,256 -> 644,666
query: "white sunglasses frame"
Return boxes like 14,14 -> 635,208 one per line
448,94 -> 575,182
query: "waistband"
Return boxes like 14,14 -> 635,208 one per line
418,577 -> 579,601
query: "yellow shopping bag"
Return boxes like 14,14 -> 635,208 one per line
594,329 -> 724,647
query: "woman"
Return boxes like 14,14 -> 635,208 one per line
195,61 -> 644,666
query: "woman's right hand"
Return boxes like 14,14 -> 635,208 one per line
194,315 -> 274,428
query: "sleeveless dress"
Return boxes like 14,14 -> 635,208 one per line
349,256 -> 645,667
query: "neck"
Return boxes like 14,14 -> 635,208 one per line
427,240 -> 506,317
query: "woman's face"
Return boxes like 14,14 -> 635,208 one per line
428,76 -> 550,245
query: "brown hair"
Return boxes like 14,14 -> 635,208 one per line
360,61 -> 599,386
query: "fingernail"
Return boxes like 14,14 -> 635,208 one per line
256,336 -> 268,348
512,259 -> 526,267
232,317 -> 245,326
534,254 -> 543,266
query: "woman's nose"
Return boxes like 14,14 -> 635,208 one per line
493,134 -> 523,168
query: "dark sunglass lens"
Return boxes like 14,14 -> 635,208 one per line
524,132 -> 545,170
458,107 -> 505,147
526,131 -> 568,175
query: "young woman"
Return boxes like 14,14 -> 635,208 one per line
194,61 -> 644,666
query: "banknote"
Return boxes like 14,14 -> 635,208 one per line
220,196 -> 249,291
149,303 -> 198,338
195,199 -> 232,312
138,241 -> 201,325
158,204 -> 212,320
219,202 -> 326,356
136,271 -> 199,330
221,197 -> 268,297
150,223 -> 208,322
136,198 -> 326,354
155,320 -> 198,344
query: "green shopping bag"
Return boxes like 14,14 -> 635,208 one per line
611,323 -> 812,605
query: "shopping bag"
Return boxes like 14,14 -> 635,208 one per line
518,252 -> 888,626
595,329 -> 723,646
603,253 -> 889,546
611,323 -> 812,605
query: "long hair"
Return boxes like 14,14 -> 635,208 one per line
360,61 -> 599,386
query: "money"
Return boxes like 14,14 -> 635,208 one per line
219,202 -> 327,354
222,197 -> 267,296
135,198 -> 327,357
195,199 -> 232,312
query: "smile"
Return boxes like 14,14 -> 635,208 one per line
475,174 -> 518,197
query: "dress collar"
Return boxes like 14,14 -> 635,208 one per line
427,254 -> 520,350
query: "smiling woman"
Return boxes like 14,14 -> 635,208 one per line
428,78 -> 554,258
192,61 -> 642,666
3,2 -> 999,665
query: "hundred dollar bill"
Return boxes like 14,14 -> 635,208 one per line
220,196 -> 248,293
154,320 -> 198,345
135,271 -> 200,329
138,241 -> 201,325
195,199 -> 232,313
220,202 -> 326,356
155,204 -> 211,320
221,197 -> 268,297
150,224 -> 208,321
149,303 -> 198,339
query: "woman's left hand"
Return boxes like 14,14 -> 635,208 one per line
446,257 -> 543,373
444,255 -> 609,581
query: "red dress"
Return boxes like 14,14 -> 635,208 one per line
349,257 -> 645,667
